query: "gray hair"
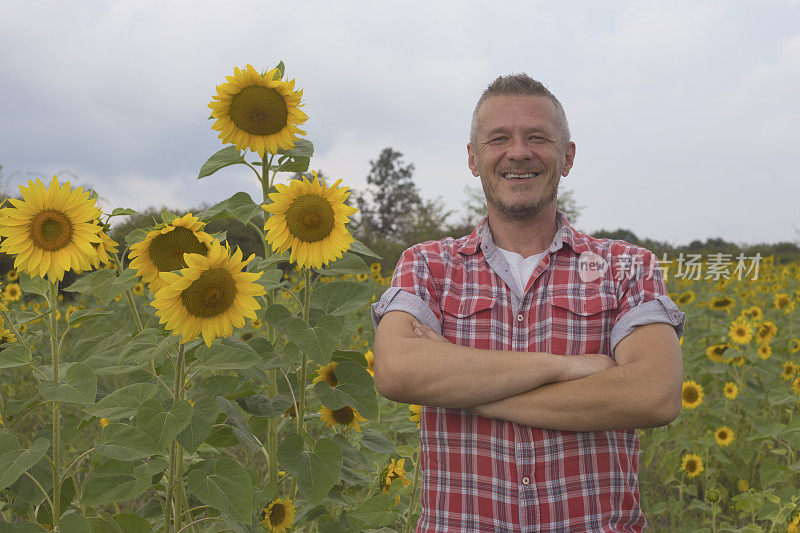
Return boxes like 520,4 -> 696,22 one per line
469,74 -> 570,149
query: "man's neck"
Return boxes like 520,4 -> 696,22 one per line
486,206 -> 558,259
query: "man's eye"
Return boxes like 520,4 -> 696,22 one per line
490,137 -> 507,142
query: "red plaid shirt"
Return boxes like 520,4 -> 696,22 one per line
371,211 -> 685,532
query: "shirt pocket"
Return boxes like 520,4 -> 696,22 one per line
549,290 -> 618,356
441,292 -> 496,349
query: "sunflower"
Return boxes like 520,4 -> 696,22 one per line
3,283 -> 21,302
790,338 -> 800,354
318,405 -> 367,432
740,305 -> 763,322
370,262 -> 382,274
263,171 -> 359,270
151,240 -> 266,347
128,213 -> 214,292
356,273 -> 369,282
728,355 -> 745,367
723,382 -> 739,399
728,320 -> 753,345
737,479 -> 749,492
379,458 -> 413,506
775,293 -> 795,313
714,426 -> 734,447
676,290 -> 695,305
755,321 -> 777,344
74,220 -> 118,274
5,269 -> 18,281
364,349 -> 375,378
313,361 -> 339,387
705,343 -> 731,363
261,497 -> 295,533
131,282 -> 145,296
793,377 -> 800,397
757,343 -> 772,360
682,380 -> 704,409
780,362 -> 797,381
680,453 -> 704,479
0,176 -> 103,282
409,404 -> 421,429
208,64 -> 308,156
708,296 -> 735,312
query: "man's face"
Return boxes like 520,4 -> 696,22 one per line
467,95 -> 576,221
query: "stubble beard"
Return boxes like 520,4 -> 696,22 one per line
480,172 -> 560,222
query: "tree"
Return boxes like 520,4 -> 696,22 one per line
351,148 -> 422,243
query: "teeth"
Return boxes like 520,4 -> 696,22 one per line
503,173 -> 538,179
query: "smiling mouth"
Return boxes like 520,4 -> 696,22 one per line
502,172 -> 540,180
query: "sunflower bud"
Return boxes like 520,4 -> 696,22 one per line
705,488 -> 720,503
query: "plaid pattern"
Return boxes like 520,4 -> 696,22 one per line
372,211 -> 685,532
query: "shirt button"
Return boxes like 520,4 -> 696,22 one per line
522,477 -> 530,485
517,314 -> 524,322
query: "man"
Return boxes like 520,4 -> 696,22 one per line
371,74 -> 685,532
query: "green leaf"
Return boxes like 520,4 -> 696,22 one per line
195,340 -> 261,370
199,146 -> 247,179
271,156 -> 310,173
313,361 -> 378,420
277,139 -> 314,158
0,438 -> 50,491
137,399 -> 193,452
18,273 -> 50,299
81,459 -> 163,507
95,423 -> 159,461
287,318 -> 336,365
263,304 -> 295,335
110,514 -> 152,533
277,433 -> 342,507
160,210 -> 177,224
0,344 -> 33,369
348,238 -> 382,260
254,269 -> 283,291
177,397 -> 219,453
186,458 -> 254,523
38,362 -> 97,404
60,512 -> 90,533
317,253 -> 371,276
82,383 -> 158,420
109,208 -> 138,217
273,60 -> 285,80
216,397 -> 260,452
310,281 -> 375,316
66,309 -> 112,327
0,521 -> 47,532
124,228 -> 149,247
236,394 -> 294,418
226,192 -> 263,225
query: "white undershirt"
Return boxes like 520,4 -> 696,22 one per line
496,247 -> 547,295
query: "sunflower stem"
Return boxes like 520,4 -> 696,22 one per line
164,342 -> 185,533
290,268 -> 313,503
403,448 -> 422,533
48,280 -> 61,530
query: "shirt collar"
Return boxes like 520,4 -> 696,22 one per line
457,210 -> 591,256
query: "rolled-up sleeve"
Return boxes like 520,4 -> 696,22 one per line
370,246 -> 443,336
609,247 -> 686,357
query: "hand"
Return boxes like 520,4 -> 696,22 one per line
559,353 -> 617,381
411,320 -> 450,343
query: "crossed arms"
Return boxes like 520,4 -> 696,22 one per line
373,310 -> 684,432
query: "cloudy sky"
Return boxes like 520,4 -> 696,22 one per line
2,0 -> 799,246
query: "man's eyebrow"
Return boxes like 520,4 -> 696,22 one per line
484,126 -> 552,137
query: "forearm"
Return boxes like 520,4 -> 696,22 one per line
383,338 -> 564,409
469,360 -> 669,432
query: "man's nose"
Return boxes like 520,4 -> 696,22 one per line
506,135 -> 533,161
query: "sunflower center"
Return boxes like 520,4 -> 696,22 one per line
229,85 -> 288,135
148,227 -> 209,272
269,503 -> 285,525
30,210 -> 74,251
284,194 -> 336,243
683,388 -> 698,403
333,407 -> 354,425
180,267 -> 237,318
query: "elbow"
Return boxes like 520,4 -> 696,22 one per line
373,338 -> 408,402
653,390 -> 682,427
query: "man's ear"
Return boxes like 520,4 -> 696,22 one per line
561,141 -> 576,177
467,143 -> 480,177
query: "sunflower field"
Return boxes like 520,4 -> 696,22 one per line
0,61 -> 798,533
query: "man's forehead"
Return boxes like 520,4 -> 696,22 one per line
477,95 -> 558,129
